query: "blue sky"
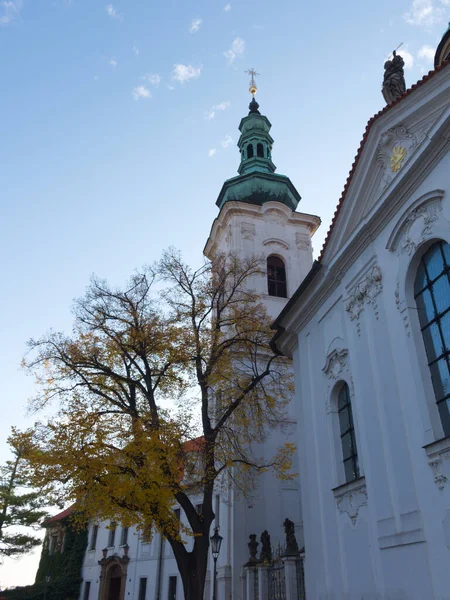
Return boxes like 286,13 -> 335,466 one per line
0,0 -> 449,587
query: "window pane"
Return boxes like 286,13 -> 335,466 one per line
416,289 -> 435,327
422,323 -> 444,362
430,358 -> 450,400
344,459 -> 357,483
338,384 -> 349,410
438,398 -> 450,437
424,244 -> 445,281
339,407 -> 350,433
341,432 -> 354,460
431,275 -> 450,315
442,242 -> 450,265
440,311 -> 450,349
414,262 -> 428,296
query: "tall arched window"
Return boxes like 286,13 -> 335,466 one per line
414,240 -> 450,436
257,143 -> 264,157
267,256 -> 287,298
247,144 -> 254,159
338,383 -> 360,483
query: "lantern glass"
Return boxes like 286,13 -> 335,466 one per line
210,527 -> 223,559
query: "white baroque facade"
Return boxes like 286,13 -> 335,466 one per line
272,51 -> 450,598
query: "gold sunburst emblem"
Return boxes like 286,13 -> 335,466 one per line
390,145 -> 407,173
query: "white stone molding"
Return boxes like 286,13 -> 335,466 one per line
376,124 -> 425,194
386,189 -> 445,255
395,280 -> 411,336
323,349 -> 349,381
263,207 -> 288,224
263,238 -> 290,251
333,477 -> 367,526
295,232 -> 310,250
241,222 -> 256,240
424,437 -> 450,491
345,265 -> 383,330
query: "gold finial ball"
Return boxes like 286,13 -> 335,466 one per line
249,84 -> 257,96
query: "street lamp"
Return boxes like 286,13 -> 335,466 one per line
210,527 -> 223,600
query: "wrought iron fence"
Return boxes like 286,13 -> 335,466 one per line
268,546 -> 286,600
296,555 -> 306,600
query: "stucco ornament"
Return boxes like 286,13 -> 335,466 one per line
323,349 -> 349,380
296,232 -> 310,250
241,222 -> 255,240
398,201 -> 442,256
335,480 -> 368,526
376,124 -> 422,192
345,265 -> 383,328
390,145 -> 407,173
426,440 -> 450,491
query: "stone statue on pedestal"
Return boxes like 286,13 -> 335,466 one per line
260,530 -> 272,563
382,50 -> 406,104
283,518 -> 299,555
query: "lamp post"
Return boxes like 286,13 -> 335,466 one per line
210,527 -> 223,600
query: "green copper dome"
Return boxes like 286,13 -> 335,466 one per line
215,98 -> 301,211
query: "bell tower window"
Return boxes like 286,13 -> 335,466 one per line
247,144 -> 254,159
257,143 -> 264,157
267,256 -> 287,298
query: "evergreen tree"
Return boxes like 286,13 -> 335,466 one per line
0,432 -> 48,558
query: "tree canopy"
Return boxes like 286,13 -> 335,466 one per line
20,250 -> 294,600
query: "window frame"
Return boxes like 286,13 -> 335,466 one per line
267,255 -> 287,298
337,382 -> 360,483
168,576 -> 177,600
89,525 -> 98,551
120,526 -> 129,547
138,578 -> 147,600
107,522 -> 116,548
413,240 -> 450,437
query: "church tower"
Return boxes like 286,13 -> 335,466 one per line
204,74 -> 320,600
204,73 -> 320,319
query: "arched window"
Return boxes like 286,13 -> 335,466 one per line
337,383 -> 359,483
414,241 -> 450,436
267,256 -> 287,298
247,144 -> 254,159
257,143 -> 264,157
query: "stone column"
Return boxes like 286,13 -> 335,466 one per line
217,565 -> 232,600
244,566 -> 257,600
283,557 -> 299,600
257,563 -> 269,600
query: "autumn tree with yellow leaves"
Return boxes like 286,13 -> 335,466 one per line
21,249 -> 294,600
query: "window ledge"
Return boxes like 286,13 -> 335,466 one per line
423,435 -> 450,458
87,549 -> 96,553
332,475 -> 366,498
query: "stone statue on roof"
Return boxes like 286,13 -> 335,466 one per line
382,50 -> 406,105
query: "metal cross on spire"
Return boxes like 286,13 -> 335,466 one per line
245,68 -> 260,96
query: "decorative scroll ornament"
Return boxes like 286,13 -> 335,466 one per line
345,265 -> 383,329
398,201 -> 442,256
323,349 -> 349,380
335,480 -> 368,526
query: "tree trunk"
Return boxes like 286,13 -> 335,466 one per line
172,534 -> 210,600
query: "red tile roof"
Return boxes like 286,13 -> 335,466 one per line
43,504 -> 75,526
182,436 -> 205,453
318,58 -> 450,263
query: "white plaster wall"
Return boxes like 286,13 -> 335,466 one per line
291,151 -> 450,599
